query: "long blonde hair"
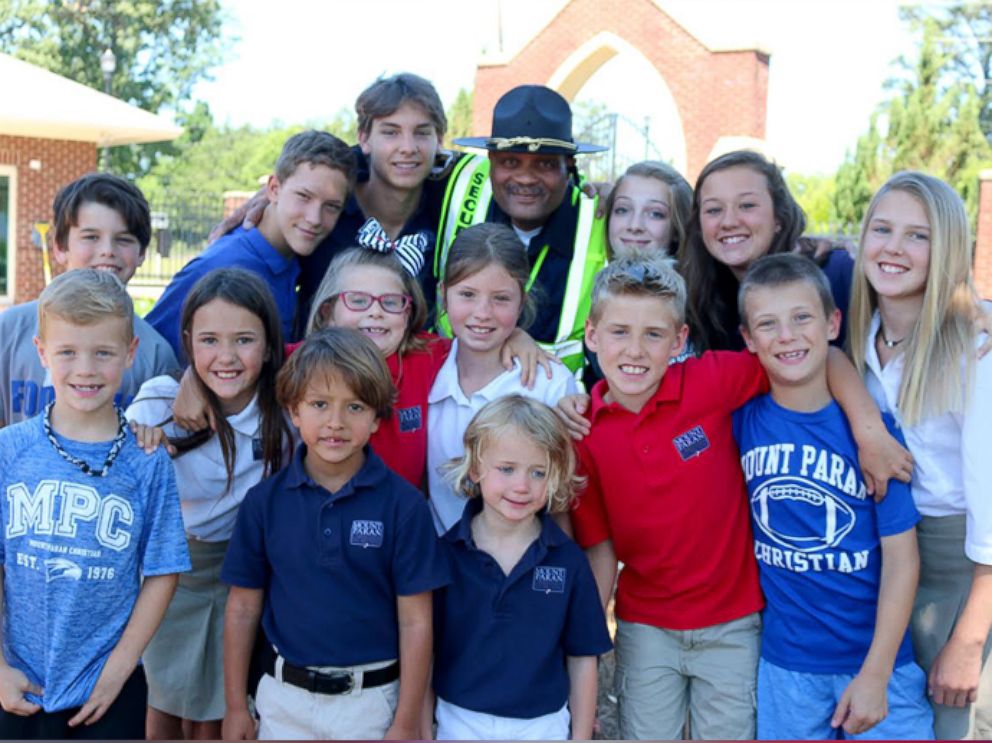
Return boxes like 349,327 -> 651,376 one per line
849,171 -> 978,425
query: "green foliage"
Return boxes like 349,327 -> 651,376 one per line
444,88 -> 474,148
900,4 -> 992,140
833,17 -> 992,228
0,0 -> 229,177
137,108 -> 358,199
786,172 -> 838,234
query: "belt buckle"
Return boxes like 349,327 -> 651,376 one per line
308,668 -> 354,695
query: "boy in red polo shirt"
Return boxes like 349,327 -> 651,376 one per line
569,257 -> 911,740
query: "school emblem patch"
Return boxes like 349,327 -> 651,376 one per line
397,406 -> 422,433
349,520 -> 384,548
672,425 -> 710,461
532,565 -> 566,594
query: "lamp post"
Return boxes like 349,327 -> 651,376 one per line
100,47 -> 116,171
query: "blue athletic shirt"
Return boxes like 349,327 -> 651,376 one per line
733,395 -> 919,674
0,416 -> 190,711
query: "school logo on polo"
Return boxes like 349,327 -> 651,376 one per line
349,520 -> 384,548
397,406 -> 422,433
532,566 -> 566,594
673,425 -> 710,461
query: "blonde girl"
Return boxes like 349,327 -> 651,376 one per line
427,224 -> 578,534
428,395 -> 611,740
305,247 -> 551,488
305,248 -> 447,487
849,171 -> 992,739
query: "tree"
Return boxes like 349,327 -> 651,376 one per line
0,0 -> 228,176
833,18 -> 992,227
786,172 -> 838,234
900,4 -> 992,140
137,109 -> 358,199
444,88 -> 474,148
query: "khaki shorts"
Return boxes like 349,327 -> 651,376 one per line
614,613 -> 760,740
255,657 -> 398,740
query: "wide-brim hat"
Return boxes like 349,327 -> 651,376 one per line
454,85 -> 607,155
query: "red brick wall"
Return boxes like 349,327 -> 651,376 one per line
472,0 -> 769,181
976,174 -> 992,301
0,135 -> 96,303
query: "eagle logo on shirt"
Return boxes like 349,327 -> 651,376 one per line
44,558 -> 82,582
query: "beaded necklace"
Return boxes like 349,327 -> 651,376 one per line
42,401 -> 128,477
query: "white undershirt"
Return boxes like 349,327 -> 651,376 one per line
512,225 -> 542,248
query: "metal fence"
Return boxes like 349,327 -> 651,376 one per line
131,193 -> 226,287
573,112 -> 669,183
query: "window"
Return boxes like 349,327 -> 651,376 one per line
0,166 -> 14,300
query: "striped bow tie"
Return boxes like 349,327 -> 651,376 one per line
356,218 -> 429,277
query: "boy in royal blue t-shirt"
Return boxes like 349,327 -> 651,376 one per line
733,253 -> 933,739
221,328 -> 448,741
147,130 -> 356,359
0,270 -> 190,740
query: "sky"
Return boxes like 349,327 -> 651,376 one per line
192,0 -> 917,176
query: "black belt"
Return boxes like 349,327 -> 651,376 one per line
269,655 -> 399,696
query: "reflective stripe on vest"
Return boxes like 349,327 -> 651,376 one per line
436,154 -> 607,372
433,156 -> 492,280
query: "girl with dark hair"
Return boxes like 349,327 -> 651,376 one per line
680,150 -> 853,352
126,267 -> 292,740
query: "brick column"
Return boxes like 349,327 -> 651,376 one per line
976,170 -> 992,301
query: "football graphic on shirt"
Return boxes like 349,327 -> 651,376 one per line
751,476 -> 855,552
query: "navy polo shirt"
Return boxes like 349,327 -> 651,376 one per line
433,498 -> 612,719
221,445 -> 449,667
296,146 -> 444,336
146,226 -> 300,361
487,187 -> 582,344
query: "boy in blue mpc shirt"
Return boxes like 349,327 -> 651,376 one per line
733,253 -> 933,739
0,173 -> 178,427
221,328 -> 448,741
147,130 -> 355,359
0,269 -> 190,739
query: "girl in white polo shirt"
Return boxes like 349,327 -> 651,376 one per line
849,172 -> 992,739
127,268 -> 292,740
427,223 -> 578,535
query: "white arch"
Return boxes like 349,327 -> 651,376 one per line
546,31 -> 688,175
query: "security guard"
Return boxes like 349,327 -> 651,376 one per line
434,85 -> 609,371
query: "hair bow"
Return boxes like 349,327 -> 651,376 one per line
356,217 -> 428,277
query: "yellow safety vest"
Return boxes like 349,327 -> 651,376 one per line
433,154 -> 607,372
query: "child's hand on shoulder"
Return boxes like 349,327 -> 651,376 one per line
173,366 -> 215,433
556,394 -> 591,440
501,328 -> 559,388
0,665 -> 42,716
854,424 -> 913,501
128,422 -> 176,456
222,706 -> 258,740
831,670 -> 889,735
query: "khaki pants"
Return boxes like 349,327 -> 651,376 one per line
255,657 -> 398,740
615,613 -> 760,740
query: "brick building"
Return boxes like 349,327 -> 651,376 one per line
0,52 -> 181,306
469,0 -> 769,181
